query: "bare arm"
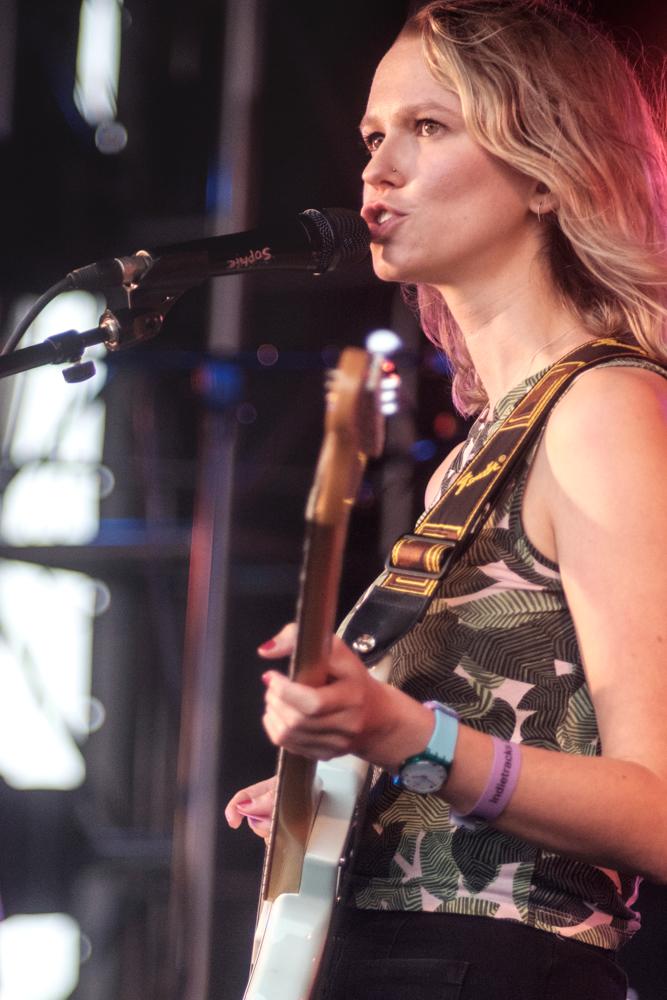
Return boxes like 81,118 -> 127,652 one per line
483,365 -> 667,878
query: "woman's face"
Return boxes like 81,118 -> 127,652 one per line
360,33 -> 540,289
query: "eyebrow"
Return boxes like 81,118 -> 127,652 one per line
358,99 -> 461,133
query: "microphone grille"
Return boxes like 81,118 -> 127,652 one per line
301,208 -> 370,272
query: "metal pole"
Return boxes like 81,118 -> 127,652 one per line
167,2 -> 265,998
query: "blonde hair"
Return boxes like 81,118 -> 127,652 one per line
403,0 -> 667,415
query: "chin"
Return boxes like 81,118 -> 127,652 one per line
371,241 -> 449,286
371,247 -> 420,285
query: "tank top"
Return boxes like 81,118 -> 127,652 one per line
345,356 -> 664,950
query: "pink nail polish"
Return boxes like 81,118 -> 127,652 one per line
259,639 -> 277,652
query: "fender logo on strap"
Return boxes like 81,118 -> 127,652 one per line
453,455 -> 507,495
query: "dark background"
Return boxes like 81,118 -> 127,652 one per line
0,2 -> 665,998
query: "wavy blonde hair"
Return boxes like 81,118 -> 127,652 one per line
403,0 -> 667,415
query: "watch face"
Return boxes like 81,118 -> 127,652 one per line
400,760 -> 448,794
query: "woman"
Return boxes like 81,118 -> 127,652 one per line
226,2 -> 667,997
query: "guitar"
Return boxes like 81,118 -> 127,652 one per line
243,347 -> 387,1000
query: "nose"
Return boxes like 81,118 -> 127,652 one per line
361,138 -> 405,191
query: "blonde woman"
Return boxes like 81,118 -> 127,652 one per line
226,2 -> 667,996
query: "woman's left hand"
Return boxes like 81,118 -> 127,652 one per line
259,623 -> 433,771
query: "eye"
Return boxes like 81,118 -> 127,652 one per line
416,119 -> 444,137
360,131 -> 384,155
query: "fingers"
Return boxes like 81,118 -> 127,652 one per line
244,814 -> 273,840
261,638 -> 368,717
262,719 -> 355,760
224,775 -> 276,836
257,622 -> 297,659
256,626 -> 379,760
237,790 -> 274,840
328,634 -> 367,678
262,663 -> 371,760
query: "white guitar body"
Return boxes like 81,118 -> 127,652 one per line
243,752 -> 369,1000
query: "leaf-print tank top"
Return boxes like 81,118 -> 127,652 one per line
345,357 -> 665,950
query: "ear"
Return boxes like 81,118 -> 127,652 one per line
529,180 -> 559,218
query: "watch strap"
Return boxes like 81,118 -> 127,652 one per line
423,700 -> 459,769
396,701 -> 459,791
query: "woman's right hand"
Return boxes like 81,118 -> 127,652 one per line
224,775 -> 276,841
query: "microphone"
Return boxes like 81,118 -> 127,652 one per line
67,207 -> 370,292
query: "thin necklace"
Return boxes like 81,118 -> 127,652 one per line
483,326 -> 584,422
522,326 -> 581,380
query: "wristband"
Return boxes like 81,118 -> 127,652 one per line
459,736 -> 522,823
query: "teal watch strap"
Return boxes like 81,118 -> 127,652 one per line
395,701 -> 460,792
423,700 -> 459,768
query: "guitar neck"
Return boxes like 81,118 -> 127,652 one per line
262,514 -> 354,901
257,346 -> 383,906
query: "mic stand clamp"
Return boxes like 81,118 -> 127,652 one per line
0,247 -> 207,382
101,247 -> 207,351
0,307 -> 168,384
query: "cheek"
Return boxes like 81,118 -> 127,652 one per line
474,150 -> 535,213
423,145 -> 531,218
417,152 -> 492,215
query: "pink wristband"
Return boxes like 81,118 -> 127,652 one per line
463,736 -> 522,822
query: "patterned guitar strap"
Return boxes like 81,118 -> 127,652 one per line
341,336 -> 663,665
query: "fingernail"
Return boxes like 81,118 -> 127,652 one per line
258,639 -> 277,652
236,802 -> 255,818
261,671 -> 272,685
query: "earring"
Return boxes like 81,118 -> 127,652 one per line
537,200 -> 544,223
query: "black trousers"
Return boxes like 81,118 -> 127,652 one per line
312,907 -> 628,1000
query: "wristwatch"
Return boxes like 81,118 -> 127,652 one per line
395,701 -> 459,794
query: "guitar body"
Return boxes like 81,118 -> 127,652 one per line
243,753 -> 369,1000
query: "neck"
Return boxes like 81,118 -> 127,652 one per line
436,256 -> 594,413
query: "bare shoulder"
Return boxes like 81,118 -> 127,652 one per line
543,363 -> 667,480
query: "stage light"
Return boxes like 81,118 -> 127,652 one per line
94,120 -> 128,154
411,439 -> 437,462
0,564 -> 98,789
433,411 -> 459,440
0,913 -> 80,1000
257,343 -> 279,366
0,291 -> 107,790
2,293 -> 106,546
74,0 -> 126,153
236,402 -> 258,424
365,328 -> 403,356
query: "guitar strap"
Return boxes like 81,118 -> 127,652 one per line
341,336 -> 664,664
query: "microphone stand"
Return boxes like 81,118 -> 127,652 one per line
0,326 -> 110,381
0,243 -> 209,381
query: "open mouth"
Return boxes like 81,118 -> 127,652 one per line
362,204 -> 405,240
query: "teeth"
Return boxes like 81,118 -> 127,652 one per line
377,210 -> 393,224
